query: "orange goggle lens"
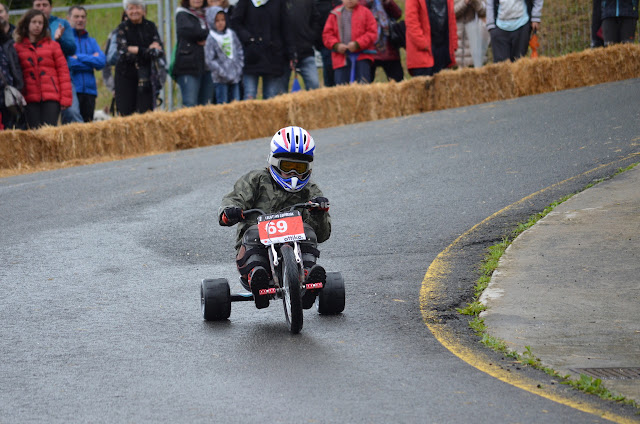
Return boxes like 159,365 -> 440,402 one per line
279,159 -> 309,174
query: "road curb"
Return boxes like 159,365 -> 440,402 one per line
420,153 -> 640,424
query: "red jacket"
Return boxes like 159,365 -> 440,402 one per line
405,0 -> 458,70
14,37 -> 73,107
322,4 -> 378,70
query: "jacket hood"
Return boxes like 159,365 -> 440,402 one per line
206,6 -> 226,29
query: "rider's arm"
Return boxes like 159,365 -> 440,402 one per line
305,184 -> 331,243
218,170 -> 261,226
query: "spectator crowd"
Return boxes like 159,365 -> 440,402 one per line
0,0 -> 637,130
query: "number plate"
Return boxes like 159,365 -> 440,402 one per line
257,211 -> 306,246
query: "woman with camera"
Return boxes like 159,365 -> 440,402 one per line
115,0 -> 164,116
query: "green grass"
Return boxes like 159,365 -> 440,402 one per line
460,163 -> 640,407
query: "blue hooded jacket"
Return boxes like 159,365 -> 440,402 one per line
68,28 -> 106,96
48,15 -> 76,57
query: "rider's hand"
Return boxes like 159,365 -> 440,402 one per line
221,206 -> 244,225
309,197 -> 329,213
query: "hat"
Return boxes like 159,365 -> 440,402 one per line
123,0 -> 144,9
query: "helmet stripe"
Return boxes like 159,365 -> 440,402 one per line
281,128 -> 289,150
296,126 -> 303,153
304,129 -> 311,151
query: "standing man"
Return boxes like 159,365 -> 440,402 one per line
284,0 -> 322,91
315,0 -> 342,87
67,6 -> 106,122
32,0 -> 83,123
486,0 -> 543,62
0,3 -> 15,38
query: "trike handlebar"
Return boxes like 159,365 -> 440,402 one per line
242,202 -> 319,220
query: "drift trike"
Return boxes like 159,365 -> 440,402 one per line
201,202 -> 345,334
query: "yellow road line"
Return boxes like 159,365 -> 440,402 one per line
420,153 -> 640,424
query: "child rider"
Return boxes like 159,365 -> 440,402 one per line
218,126 -> 331,309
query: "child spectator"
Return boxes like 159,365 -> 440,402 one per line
359,0 -> 404,82
204,6 -> 243,103
14,9 -> 72,129
322,0 -> 378,85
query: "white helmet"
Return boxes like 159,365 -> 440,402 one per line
268,126 -> 315,192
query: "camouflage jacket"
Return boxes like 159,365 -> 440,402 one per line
219,168 -> 331,249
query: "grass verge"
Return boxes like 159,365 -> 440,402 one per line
458,163 -> 639,408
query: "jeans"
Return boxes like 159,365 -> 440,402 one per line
285,55 -> 320,91
334,56 -> 372,85
243,73 -> 285,100
213,82 -> 241,104
177,73 -> 214,107
319,46 -> 335,87
61,85 -> 83,124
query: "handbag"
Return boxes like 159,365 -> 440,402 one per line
0,70 -> 26,116
389,20 -> 406,49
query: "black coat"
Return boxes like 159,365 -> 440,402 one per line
174,7 -> 209,76
1,38 -> 23,91
285,0 -> 322,60
601,0 -> 638,19
314,0 -> 342,49
115,18 -> 164,80
231,0 -> 295,76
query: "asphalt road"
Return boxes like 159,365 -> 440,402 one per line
2,79 -> 639,423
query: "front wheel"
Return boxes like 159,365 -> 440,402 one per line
281,244 -> 303,334
317,272 -> 345,315
201,278 -> 231,321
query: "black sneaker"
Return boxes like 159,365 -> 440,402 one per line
249,266 -> 270,309
302,264 -> 326,309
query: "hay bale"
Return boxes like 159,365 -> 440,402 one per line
2,44 -> 640,176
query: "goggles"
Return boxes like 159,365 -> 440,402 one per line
270,157 -> 312,176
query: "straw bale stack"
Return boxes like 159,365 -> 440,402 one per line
1,43 -> 639,176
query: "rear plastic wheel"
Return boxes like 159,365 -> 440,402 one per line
201,278 -> 231,321
317,272 -> 345,315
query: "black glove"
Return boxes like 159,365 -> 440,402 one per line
221,206 -> 244,225
309,197 -> 329,212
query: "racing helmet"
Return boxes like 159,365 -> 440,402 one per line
268,126 -> 315,192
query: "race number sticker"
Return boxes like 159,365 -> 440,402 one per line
257,211 -> 306,246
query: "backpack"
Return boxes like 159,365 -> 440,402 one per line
168,43 -> 178,79
105,29 -> 120,66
